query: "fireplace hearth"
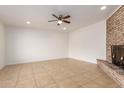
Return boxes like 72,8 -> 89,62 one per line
97,59 -> 124,87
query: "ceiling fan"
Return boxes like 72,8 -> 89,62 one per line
48,14 -> 71,25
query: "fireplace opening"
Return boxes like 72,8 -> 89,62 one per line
111,45 -> 124,69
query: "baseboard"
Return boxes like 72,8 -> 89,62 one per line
68,57 -> 96,64
6,57 -> 95,66
6,57 -> 68,66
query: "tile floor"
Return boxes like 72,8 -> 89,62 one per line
0,58 -> 120,88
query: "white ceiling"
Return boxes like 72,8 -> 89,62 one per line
0,5 -> 118,31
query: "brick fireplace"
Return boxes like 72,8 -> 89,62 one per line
97,5 -> 124,87
107,5 -> 124,63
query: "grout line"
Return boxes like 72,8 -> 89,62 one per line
41,65 -> 60,88
14,65 -> 23,88
32,68 -> 38,88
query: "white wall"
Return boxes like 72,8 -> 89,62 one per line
0,22 -> 5,69
5,20 -> 106,65
6,27 -> 68,65
69,20 -> 106,63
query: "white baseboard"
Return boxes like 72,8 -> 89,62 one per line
68,57 -> 96,64
6,57 -> 95,66
6,57 -> 68,65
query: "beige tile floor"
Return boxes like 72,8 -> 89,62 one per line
0,58 -> 120,88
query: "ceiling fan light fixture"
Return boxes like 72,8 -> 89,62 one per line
57,20 -> 62,24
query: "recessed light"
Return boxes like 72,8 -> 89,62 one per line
63,27 -> 67,30
26,21 -> 31,24
100,6 -> 107,10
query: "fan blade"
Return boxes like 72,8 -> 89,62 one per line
48,20 -> 58,22
63,20 -> 70,24
52,14 -> 58,19
63,15 -> 70,19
